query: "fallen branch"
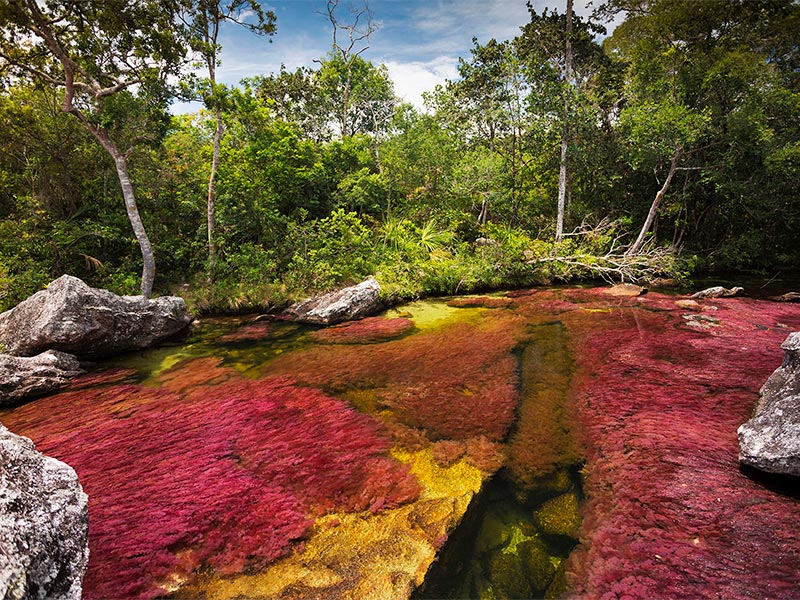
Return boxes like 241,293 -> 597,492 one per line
528,245 -> 679,284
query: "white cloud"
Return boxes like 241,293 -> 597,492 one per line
384,56 -> 459,111
410,0 -> 530,51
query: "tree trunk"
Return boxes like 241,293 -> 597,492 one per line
555,0 -> 573,242
207,106 -> 222,278
77,120 -> 155,297
342,67 -> 352,137
113,152 -> 155,297
556,139 -> 568,240
626,143 -> 682,255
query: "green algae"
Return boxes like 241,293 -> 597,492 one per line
534,492 -> 581,538
386,299 -> 483,331
100,317 -> 313,385
489,552 -> 533,599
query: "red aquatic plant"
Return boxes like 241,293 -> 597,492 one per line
262,313 -> 525,442
309,316 -> 414,344
446,296 -> 515,309
1,359 -> 419,600
217,320 -> 274,342
551,294 -> 800,599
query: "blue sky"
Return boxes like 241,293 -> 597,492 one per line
174,0 -> 606,113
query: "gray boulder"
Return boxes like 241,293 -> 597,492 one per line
738,332 -> 800,476
283,276 -> 382,325
690,285 -> 743,299
0,424 -> 89,599
0,351 -> 83,406
0,275 -> 193,358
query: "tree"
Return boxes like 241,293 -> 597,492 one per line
316,52 -> 395,139
184,0 -> 275,277
517,4 -> 610,238
250,66 -> 332,141
322,0 -> 378,137
620,101 -> 708,254
0,0 -> 186,297
556,0 -> 573,242
600,0 -> 799,261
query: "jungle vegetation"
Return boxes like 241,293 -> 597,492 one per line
0,0 -> 798,312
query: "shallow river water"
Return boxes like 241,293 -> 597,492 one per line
3,286 -> 800,599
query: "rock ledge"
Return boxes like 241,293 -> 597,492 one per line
283,277 -> 382,325
0,275 -> 193,358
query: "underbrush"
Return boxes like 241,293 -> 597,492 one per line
176,213 -> 688,315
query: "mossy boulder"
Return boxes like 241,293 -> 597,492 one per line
519,538 -> 556,593
473,511 -> 511,554
533,492 -> 581,538
489,552 -> 533,600
545,559 -> 568,599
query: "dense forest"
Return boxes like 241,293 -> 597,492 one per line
0,0 -> 798,313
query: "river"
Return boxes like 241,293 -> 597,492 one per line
2,286 -> 799,599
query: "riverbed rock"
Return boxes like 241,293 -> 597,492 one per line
0,424 -> 89,599
0,275 -> 193,358
690,285 -> 744,299
770,291 -> 800,303
282,276 -> 383,325
738,332 -> 800,476
533,492 -> 581,538
0,351 -> 84,406
603,283 -> 646,297
519,538 -> 556,593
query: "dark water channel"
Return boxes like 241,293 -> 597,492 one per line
415,320 -> 582,599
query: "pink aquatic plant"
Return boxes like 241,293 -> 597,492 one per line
446,296 -> 515,309
263,312 -> 525,442
217,320 -> 274,342
309,316 -> 414,344
551,294 -> 800,599
2,359 -> 419,599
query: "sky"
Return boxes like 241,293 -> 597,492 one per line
173,0 -> 610,113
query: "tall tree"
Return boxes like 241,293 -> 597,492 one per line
0,0 -> 186,297
517,4 -> 610,237
315,52 -> 395,138
555,0 -> 573,242
184,0 -> 275,277
323,0 -> 378,137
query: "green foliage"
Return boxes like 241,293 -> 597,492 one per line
284,209 -> 375,293
0,1 -> 797,313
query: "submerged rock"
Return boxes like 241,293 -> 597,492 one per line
309,316 -> 414,344
489,552 -> 533,600
738,332 -> 800,476
0,351 -> 84,406
0,275 -> 193,358
533,492 -> 581,538
283,276 -> 382,325
518,538 -> 556,593
0,424 -> 89,599
691,285 -> 744,299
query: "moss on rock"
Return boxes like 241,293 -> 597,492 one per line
534,492 -> 581,538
